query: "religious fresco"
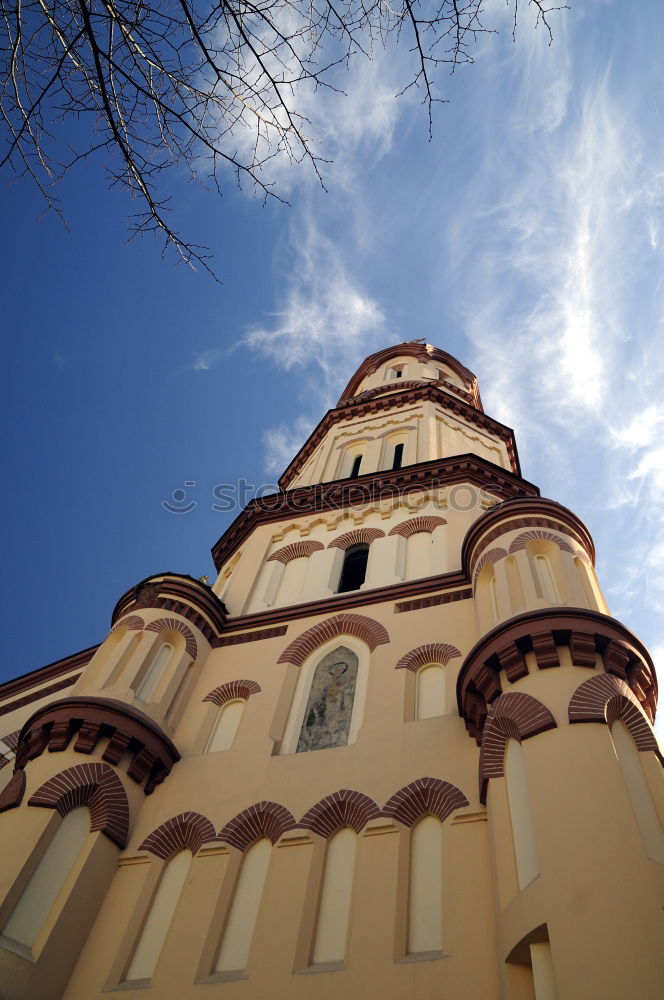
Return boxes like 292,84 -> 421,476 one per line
296,645 -> 359,752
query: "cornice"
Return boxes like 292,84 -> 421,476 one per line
15,695 -> 181,795
278,382 -> 518,490
213,571 -> 472,637
456,607 -> 657,742
461,497 -> 596,568
337,343 -> 481,407
212,453 -> 539,571
111,573 -> 227,639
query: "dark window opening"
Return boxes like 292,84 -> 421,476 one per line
350,455 -> 362,478
337,544 -> 369,593
392,443 -> 404,470
395,368 -> 403,378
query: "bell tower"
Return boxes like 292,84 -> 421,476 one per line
0,340 -> 661,1000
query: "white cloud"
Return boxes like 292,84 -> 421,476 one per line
262,416 -> 316,477
192,348 -> 225,372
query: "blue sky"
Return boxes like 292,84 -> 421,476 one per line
2,0 -> 663,738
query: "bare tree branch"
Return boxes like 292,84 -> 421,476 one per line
0,0 -> 567,278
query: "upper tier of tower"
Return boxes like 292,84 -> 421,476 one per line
336,341 -> 483,410
279,341 -> 516,492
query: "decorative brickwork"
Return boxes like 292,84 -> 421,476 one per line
337,343 -> 478,405
473,547 -> 508,581
478,693 -> 557,802
382,778 -> 469,826
139,812 -> 217,858
267,541 -> 324,564
111,574 -> 227,643
395,643 -> 462,672
568,674 -> 662,759
29,763 -> 130,848
203,680 -> 261,707
145,617 -> 198,659
463,500 -> 595,575
218,801 -> 297,852
457,608 -> 658,743
112,615 -> 145,632
395,587 -> 472,614
299,790 -> 381,837
214,455 -> 536,570
1,731 -> 20,752
0,770 -> 25,812
388,516 -> 447,538
0,729 -> 19,770
15,696 -> 180,795
215,626 -> 288,647
508,530 -> 574,554
277,614 -> 390,666
327,528 -> 385,550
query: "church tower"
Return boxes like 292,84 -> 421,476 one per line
0,341 -> 662,1000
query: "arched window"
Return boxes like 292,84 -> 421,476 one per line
505,739 -> 539,890
2,807 -> 90,949
215,839 -> 272,974
125,850 -> 191,982
349,454 -> 362,478
135,642 -> 173,702
408,816 -> 443,954
337,544 -> 369,593
296,645 -> 359,753
533,553 -> 559,604
405,531 -> 432,580
611,720 -> 664,863
530,941 -> 558,999
392,442 -> 404,468
312,828 -> 356,965
489,572 -> 499,622
416,664 -> 445,720
205,700 -> 246,753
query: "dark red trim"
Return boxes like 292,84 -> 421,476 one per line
16,696 -> 181,795
461,497 -> 596,569
279,381 -> 514,489
336,343 -> 480,406
456,608 -> 657,742
0,646 -> 97,704
213,454 -> 538,571
0,674 -> 82,718
111,573 -> 227,638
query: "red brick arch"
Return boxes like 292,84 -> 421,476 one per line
28,763 -> 130,848
395,643 -> 461,672
382,778 -> 468,826
327,528 -> 385,550
277,614 -> 390,666
145,617 -> 198,659
508,530 -> 574,554
139,811 -> 217,859
473,547 -> 508,581
112,614 -> 145,632
479,693 -> 557,802
203,680 -> 261,707
267,541 -> 324,564
388,516 -> 447,538
218,801 -> 297,852
568,674 -> 661,758
299,790 -> 381,838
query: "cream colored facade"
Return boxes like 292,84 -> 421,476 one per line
0,341 -> 662,1000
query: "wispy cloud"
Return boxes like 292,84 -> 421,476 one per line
192,347 -> 225,372
445,8 -> 664,649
